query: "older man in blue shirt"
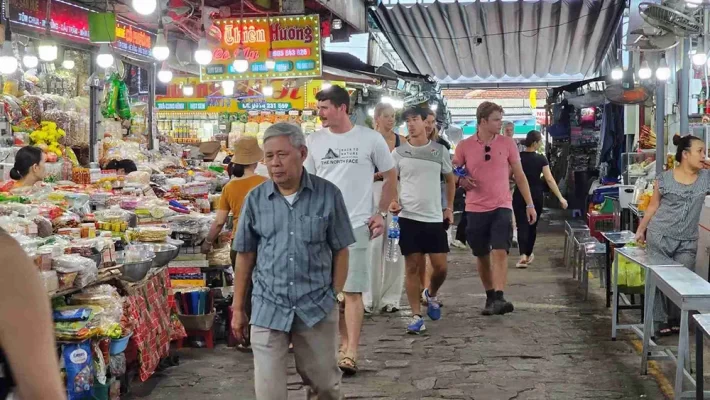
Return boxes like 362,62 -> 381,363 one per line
232,122 -> 355,400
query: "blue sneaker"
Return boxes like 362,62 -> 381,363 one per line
406,315 -> 426,334
424,289 -> 441,321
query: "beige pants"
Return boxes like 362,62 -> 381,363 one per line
251,308 -> 342,400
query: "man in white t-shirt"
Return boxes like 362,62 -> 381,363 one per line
305,85 -> 397,375
390,107 -> 454,334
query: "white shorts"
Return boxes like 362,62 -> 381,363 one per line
343,225 -> 370,293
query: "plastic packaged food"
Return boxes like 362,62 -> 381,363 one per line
41,270 -> 59,292
53,254 -> 98,288
62,341 -> 94,400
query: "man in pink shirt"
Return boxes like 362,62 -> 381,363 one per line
453,102 -> 537,315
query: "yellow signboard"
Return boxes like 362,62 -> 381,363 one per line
201,14 -> 322,82
305,81 -> 346,109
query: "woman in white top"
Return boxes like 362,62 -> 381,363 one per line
364,103 -> 406,313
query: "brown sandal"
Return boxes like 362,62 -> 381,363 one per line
338,356 -> 358,376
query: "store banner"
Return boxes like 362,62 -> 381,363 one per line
7,0 -> 155,58
201,14 -> 322,82
305,80 -> 345,109
158,80 -> 306,111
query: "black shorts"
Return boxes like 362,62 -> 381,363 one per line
466,208 -> 513,257
398,217 -> 450,256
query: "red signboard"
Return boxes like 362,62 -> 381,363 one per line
7,0 -> 154,58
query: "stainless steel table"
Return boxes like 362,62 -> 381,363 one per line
602,231 -> 636,308
612,247 -> 681,341
642,266 -> 710,399
692,314 -> 710,399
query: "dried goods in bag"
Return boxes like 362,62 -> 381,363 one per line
62,340 -> 94,400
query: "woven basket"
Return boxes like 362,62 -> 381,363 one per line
178,312 -> 216,331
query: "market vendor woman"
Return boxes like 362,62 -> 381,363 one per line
635,134 -> 710,335
9,146 -> 46,188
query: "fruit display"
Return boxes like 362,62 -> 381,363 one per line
30,121 -> 66,157
638,125 -> 656,149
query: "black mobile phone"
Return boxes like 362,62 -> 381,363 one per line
443,219 -> 450,231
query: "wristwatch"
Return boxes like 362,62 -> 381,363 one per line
378,211 -> 388,218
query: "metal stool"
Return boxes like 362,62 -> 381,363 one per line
580,240 -> 607,300
564,220 -> 590,271
572,234 -> 595,280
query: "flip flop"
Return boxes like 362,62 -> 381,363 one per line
657,323 -> 673,337
338,356 -> 358,376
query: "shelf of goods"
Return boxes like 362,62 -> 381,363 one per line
0,153 -> 246,397
157,112 -> 219,145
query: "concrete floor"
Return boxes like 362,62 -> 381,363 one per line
125,222 -> 668,400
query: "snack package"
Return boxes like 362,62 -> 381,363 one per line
62,340 -> 94,400
101,76 -> 119,119
116,80 -> 131,120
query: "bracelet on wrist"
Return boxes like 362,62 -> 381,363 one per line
526,204 -> 535,209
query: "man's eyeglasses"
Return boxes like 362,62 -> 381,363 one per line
484,145 -> 491,162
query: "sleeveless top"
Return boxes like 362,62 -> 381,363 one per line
647,169 -> 710,240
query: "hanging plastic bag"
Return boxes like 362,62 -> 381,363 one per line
116,80 -> 131,120
101,75 -> 120,119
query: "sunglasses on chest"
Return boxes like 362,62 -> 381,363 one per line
484,145 -> 491,161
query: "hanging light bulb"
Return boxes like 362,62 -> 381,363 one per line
183,85 -> 194,96
693,37 -> 707,66
96,43 -> 114,69
0,42 -> 18,75
321,81 -> 332,90
656,56 -> 671,81
194,37 -> 212,65
638,60 -> 652,80
693,51 -> 707,66
132,0 -> 157,15
611,66 -> 623,80
232,48 -> 249,73
153,22 -> 170,61
37,38 -> 57,62
62,59 -> 75,70
222,80 -> 235,96
157,62 -> 173,83
263,82 -> 274,97
22,44 -> 38,69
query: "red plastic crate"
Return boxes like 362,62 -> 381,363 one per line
587,213 -> 614,241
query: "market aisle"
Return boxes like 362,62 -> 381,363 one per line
125,226 -> 665,400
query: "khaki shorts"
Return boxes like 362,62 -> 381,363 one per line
343,225 -> 370,293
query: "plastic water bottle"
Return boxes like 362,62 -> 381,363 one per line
386,216 -> 401,262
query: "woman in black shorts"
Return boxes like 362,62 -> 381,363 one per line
513,130 -> 567,268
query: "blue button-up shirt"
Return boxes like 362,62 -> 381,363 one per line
234,169 -> 355,332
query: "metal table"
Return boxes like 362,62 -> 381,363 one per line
642,266 -> 710,399
601,231 -> 636,308
612,247 -> 681,341
693,314 -> 710,399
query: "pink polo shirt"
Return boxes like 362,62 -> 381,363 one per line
453,134 -> 521,213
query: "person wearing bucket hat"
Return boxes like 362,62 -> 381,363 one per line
202,136 -> 268,349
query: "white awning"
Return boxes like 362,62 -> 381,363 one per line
370,0 -> 624,85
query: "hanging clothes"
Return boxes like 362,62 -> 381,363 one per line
599,102 -> 625,180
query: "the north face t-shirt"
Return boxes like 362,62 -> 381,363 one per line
305,125 -> 395,229
392,140 -> 453,223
